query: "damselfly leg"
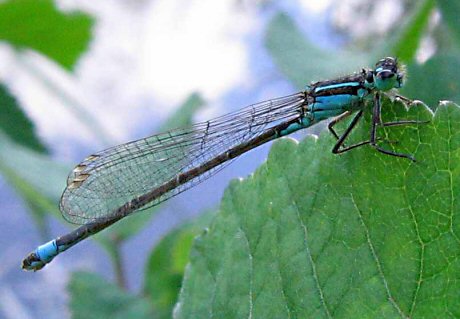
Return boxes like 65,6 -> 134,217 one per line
330,110 -> 376,154
370,92 -> 420,161
330,92 -> 428,160
328,111 -> 352,140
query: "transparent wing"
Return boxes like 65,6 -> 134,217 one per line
60,92 -> 306,224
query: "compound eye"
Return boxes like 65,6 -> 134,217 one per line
366,71 -> 374,83
378,70 -> 395,79
375,57 -> 397,70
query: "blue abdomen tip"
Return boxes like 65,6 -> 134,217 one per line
36,240 -> 58,263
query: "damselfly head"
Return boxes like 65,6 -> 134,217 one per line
373,57 -> 405,91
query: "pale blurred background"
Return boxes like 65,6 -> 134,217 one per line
0,0 -> 453,318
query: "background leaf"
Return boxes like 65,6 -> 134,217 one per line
159,93 -> 206,131
144,212 -> 214,319
437,0 -> 460,46
175,99 -> 460,318
0,132 -> 68,237
68,271 -> 154,319
264,13 -> 366,88
392,0 -> 435,62
0,83 -> 46,152
0,0 -> 93,69
401,54 -> 460,108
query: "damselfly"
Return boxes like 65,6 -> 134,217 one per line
22,57 -> 425,271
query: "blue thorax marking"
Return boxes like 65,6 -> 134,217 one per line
279,81 -> 367,137
315,94 -> 359,107
314,81 -> 361,94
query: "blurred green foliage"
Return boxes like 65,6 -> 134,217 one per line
0,131 -> 68,238
0,0 -> 93,70
402,54 -> 460,108
0,84 -> 46,152
1,0 -> 459,318
392,0 -> 435,62
437,0 -> 460,46
69,271 -> 155,319
265,13 -> 365,88
0,0 -> 93,237
144,213 -> 213,319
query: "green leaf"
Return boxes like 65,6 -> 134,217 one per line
392,0 -> 435,63
0,83 -> 46,152
401,54 -> 460,108
144,213 -> 214,319
99,93 -> 206,243
437,0 -> 460,46
68,271 -> 154,319
264,13 -> 367,88
0,0 -> 94,69
175,99 -> 460,318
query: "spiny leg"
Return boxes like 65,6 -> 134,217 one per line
394,94 -> 414,105
331,110 -> 390,154
388,93 -> 420,106
370,92 -> 416,161
332,110 -> 374,154
387,94 -> 429,126
382,120 -> 428,127
328,111 -> 352,140
331,93 -> 426,158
